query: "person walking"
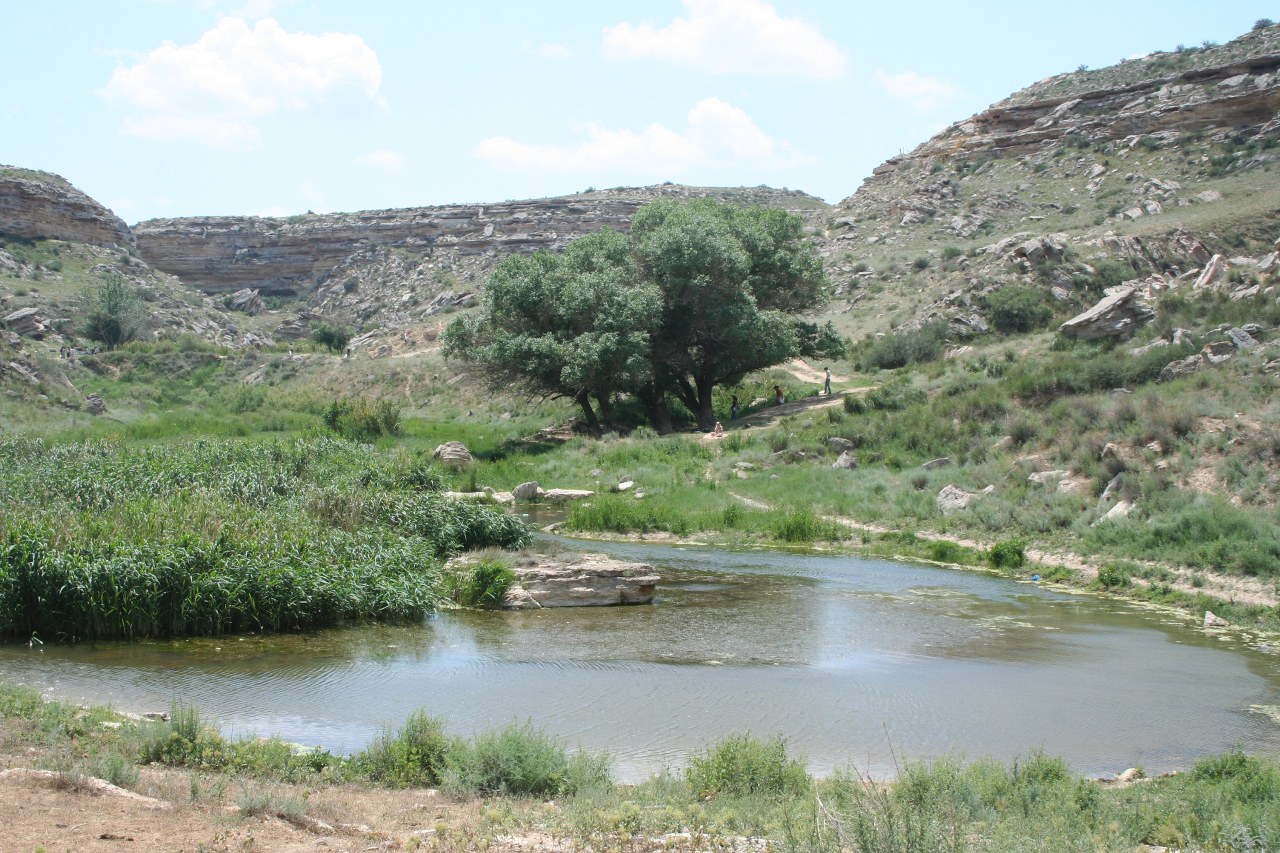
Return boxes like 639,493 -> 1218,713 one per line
730,396 -> 739,420
823,367 -> 832,395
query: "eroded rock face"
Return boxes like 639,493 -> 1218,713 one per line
504,554 -> 659,609
0,170 -> 134,248
132,185 -> 826,297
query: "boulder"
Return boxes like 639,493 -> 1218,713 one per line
83,393 -> 106,415
1193,254 -> 1229,290
1203,610 -> 1230,629
1058,286 -> 1154,340
432,441 -> 474,467
613,480 -> 634,492
227,288 -> 264,314
1094,499 -> 1136,524
3,361 -> 40,385
1226,327 -> 1260,349
936,484 -> 976,516
2,307 -> 45,337
1028,469 -> 1070,485
512,481 -> 541,500
542,488 -> 595,502
1203,340 -> 1235,365
829,437 -> 856,454
1158,353 -> 1204,382
921,456 -> 953,471
503,554 -> 659,609
832,451 -> 858,470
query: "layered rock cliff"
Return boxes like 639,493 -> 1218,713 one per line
0,166 -> 134,248
133,185 -> 827,298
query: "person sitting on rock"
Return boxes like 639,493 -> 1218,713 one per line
774,386 -> 785,406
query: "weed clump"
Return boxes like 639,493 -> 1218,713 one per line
686,733 -> 810,798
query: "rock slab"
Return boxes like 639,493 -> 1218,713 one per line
504,554 -> 659,609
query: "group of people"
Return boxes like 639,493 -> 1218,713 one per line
725,367 -> 834,422
57,346 -> 97,359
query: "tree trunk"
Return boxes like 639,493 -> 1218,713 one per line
594,393 -> 614,429
575,390 -> 602,436
695,375 -> 717,431
671,375 -> 700,421
637,386 -> 675,435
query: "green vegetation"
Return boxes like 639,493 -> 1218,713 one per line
444,198 -> 839,434
81,273 -> 146,348
310,320 -> 353,353
5,683 -> 1280,852
0,436 -> 530,639
443,557 -> 516,608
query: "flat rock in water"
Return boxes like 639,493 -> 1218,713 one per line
542,488 -> 594,501
505,554 -> 659,609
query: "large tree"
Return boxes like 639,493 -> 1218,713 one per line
630,199 -> 829,430
442,229 -> 659,434
443,198 -> 834,434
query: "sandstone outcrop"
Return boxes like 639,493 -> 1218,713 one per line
1059,285 -> 1156,340
132,185 -> 825,298
0,167 -> 134,248
503,554 -> 659,609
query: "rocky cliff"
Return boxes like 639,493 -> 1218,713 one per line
0,166 -> 134,248
133,185 -> 827,298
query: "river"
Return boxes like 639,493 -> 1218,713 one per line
2,538 -> 1278,782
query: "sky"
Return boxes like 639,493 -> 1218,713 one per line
2,1 -> 1274,223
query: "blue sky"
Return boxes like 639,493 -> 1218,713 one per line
2,1 -> 1272,223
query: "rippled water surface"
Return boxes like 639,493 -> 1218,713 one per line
3,539 -> 1279,780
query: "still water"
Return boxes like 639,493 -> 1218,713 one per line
3,539 -> 1279,781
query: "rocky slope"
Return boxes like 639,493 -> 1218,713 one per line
0,166 -> 134,249
820,23 -> 1280,340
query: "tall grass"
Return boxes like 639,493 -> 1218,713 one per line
0,436 -> 530,639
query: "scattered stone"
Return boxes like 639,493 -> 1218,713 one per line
733,462 -> 756,471
1028,469 -> 1070,485
1226,327 -> 1260,349
832,451 -> 858,470
432,441 -> 473,467
828,437 -> 856,453
613,480 -> 634,492
936,484 -> 977,516
1193,254 -> 1229,290
1203,340 -> 1235,364
4,361 -> 40,385
2,307 -> 45,337
83,393 -> 106,415
1116,767 -> 1144,783
921,456 -> 953,471
226,287 -> 263,314
1158,353 -> 1205,382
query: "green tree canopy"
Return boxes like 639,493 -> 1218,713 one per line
81,274 -> 147,349
443,198 -> 833,434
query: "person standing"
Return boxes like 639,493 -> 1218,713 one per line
823,367 -> 832,395
730,396 -> 739,420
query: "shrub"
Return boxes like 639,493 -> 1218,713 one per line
323,397 -> 401,441
444,722 -> 606,797
985,286 -> 1052,334
81,275 -> 146,349
862,321 -> 950,370
1253,18 -> 1274,30
311,322 -> 353,353
686,733 -> 810,798
445,558 -> 515,608
1096,563 -> 1132,589
987,538 -> 1026,570
355,711 -> 449,787
772,507 -> 844,543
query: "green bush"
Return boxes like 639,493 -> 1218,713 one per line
772,507 -> 844,543
685,733 -> 810,798
985,286 -> 1052,334
987,539 -> 1026,570
862,321 -> 950,370
1095,563 -> 1133,589
355,711 -> 449,787
445,558 -> 515,608
444,722 -> 607,797
311,322 -> 353,353
323,397 -> 401,441
81,275 -> 146,349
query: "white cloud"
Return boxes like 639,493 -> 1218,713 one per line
472,97 -> 811,175
874,70 -> 963,111
100,17 -> 384,147
537,42 -> 572,60
602,0 -> 846,80
356,148 -> 404,171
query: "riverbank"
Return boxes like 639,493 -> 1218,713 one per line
3,682 -> 1280,852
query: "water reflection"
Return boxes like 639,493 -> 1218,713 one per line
2,539 -> 1278,781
